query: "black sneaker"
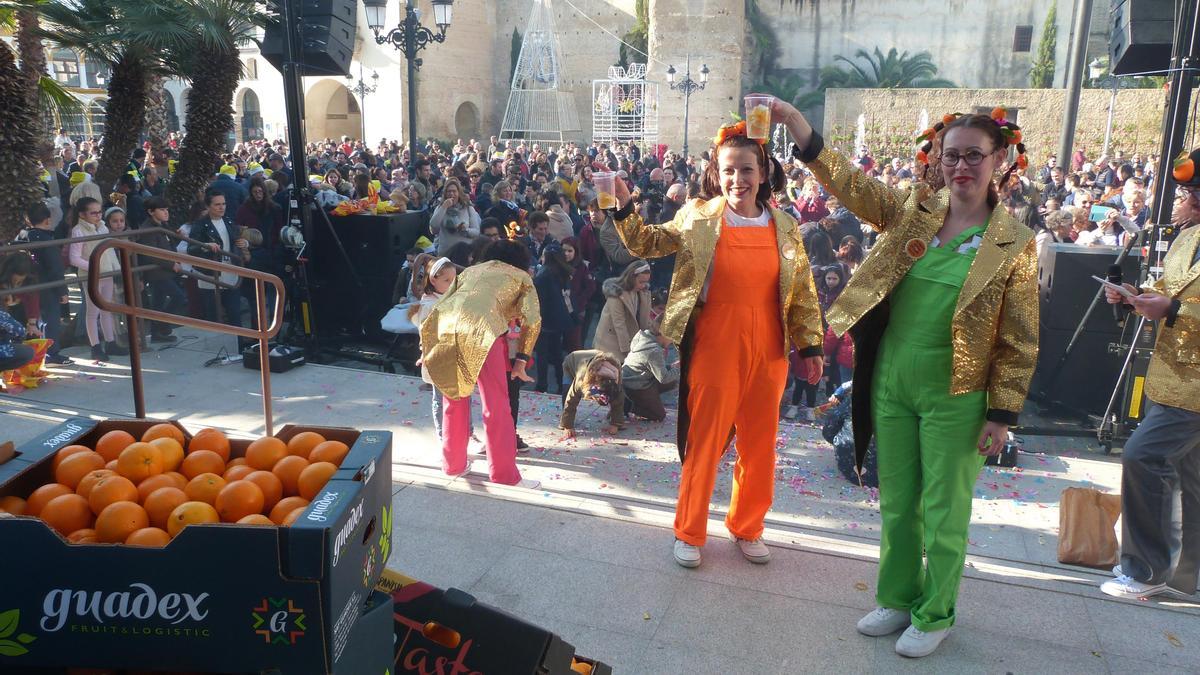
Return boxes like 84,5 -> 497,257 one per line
45,353 -> 73,365
90,345 -> 108,361
516,435 -> 529,453
151,333 -> 178,344
105,341 -> 129,356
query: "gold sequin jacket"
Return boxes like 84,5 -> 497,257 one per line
419,261 -> 541,399
799,135 -> 1039,425
1144,225 -> 1200,413
612,196 -> 824,357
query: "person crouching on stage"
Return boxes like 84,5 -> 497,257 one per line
609,121 -> 824,569
782,100 -> 1039,657
420,239 -> 540,488
558,349 -> 625,440
1100,148 -> 1200,601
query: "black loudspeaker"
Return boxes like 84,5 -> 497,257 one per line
1109,0 -> 1174,76
261,0 -> 357,78
1038,243 -> 1143,334
1032,325 -> 1126,416
305,211 -> 429,339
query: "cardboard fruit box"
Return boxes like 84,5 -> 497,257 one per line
0,418 -> 394,674
376,570 -> 613,675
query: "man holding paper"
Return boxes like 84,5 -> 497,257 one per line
1100,149 -> 1200,600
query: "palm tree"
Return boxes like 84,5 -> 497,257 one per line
0,42 -> 42,240
14,5 -> 50,160
818,47 -> 956,90
143,74 -> 171,172
140,0 -> 267,223
34,0 -> 162,193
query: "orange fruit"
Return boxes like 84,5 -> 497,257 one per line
117,442 -> 164,483
136,474 -> 178,503
180,450 -> 226,480
269,496 -> 309,524
95,430 -> 137,462
95,501 -> 149,543
164,471 -> 189,490
223,464 -> 255,482
105,459 -> 118,471
189,428 -> 231,462
308,440 -> 350,466
297,462 -> 338,500
75,469 -> 117,499
125,527 -> 171,547
55,451 -> 106,489
227,457 -> 247,468
215,480 -> 265,523
167,501 -> 219,538
26,483 -> 73,516
0,495 -> 26,515
237,514 -> 275,526
88,475 -> 139,515
245,471 -> 283,511
41,494 -> 93,535
143,487 -> 188,530
245,437 -> 288,470
53,445 -> 92,470
287,431 -> 326,458
67,528 -> 96,543
184,473 -> 226,505
271,456 -> 309,497
149,437 -> 185,472
141,423 -> 185,445
282,507 -> 307,526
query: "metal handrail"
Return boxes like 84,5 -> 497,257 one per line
86,239 -> 287,435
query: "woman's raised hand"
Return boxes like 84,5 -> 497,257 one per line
614,175 -> 632,209
745,94 -> 814,155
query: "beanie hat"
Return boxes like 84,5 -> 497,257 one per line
69,171 -> 89,187
247,162 -> 264,176
218,164 -> 237,177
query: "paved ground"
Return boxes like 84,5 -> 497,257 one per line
3,327 -> 1198,673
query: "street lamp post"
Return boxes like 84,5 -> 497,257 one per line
666,55 -> 709,157
347,63 -> 380,143
1089,57 -> 1121,158
363,0 -> 454,164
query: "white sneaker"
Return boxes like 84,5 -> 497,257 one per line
673,539 -> 702,568
895,624 -> 951,657
1112,565 -> 1122,577
1100,574 -> 1169,599
728,533 -> 771,564
856,607 -> 910,637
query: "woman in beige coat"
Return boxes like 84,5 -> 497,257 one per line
591,260 -> 651,361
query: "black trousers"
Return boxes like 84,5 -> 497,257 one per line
1120,401 -> 1200,594
534,330 -> 565,394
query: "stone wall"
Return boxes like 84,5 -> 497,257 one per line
649,0 -> 744,153
822,87 -> 1187,166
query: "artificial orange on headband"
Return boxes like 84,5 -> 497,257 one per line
713,120 -> 767,147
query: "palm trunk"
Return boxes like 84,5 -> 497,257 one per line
95,53 -> 149,193
0,45 -> 44,241
166,49 -> 240,225
15,10 -> 52,163
143,75 -> 170,171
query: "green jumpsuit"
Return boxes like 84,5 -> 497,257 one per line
872,223 -> 988,632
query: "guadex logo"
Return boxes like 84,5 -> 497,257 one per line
39,423 -> 84,451
306,490 -> 340,523
40,583 -> 210,635
331,500 -> 364,567
250,597 -> 307,646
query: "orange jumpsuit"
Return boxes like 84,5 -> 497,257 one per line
674,221 -> 790,546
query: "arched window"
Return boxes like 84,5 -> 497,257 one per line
240,89 -> 263,141
165,90 -> 180,132
88,99 -> 107,138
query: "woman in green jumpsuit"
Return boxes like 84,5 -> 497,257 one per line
767,102 -> 1041,658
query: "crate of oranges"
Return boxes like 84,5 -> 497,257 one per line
0,418 -> 393,674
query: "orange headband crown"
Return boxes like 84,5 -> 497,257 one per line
713,120 -> 768,147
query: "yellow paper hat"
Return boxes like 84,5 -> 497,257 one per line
168,159 -> 178,175
218,164 -> 237,177
69,171 -> 88,186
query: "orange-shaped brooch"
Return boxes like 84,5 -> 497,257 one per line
905,238 -> 927,260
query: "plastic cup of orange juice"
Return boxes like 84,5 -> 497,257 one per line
593,171 -> 618,209
744,95 -> 774,139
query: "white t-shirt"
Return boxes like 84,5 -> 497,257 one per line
198,219 -> 238,289
701,206 -> 772,300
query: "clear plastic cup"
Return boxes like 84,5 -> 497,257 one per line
593,171 -> 618,209
744,95 -> 774,140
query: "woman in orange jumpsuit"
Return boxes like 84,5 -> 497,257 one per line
610,123 -> 824,568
